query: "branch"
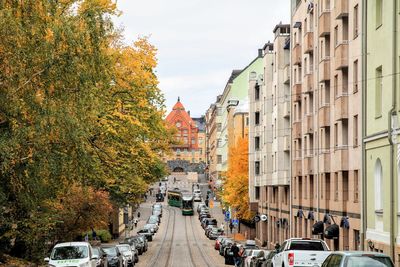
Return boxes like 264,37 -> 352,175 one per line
14,69 -> 46,92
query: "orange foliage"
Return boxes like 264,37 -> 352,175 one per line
221,136 -> 252,220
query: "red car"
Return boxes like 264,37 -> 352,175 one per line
215,236 -> 226,250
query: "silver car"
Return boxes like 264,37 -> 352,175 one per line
321,251 -> 394,267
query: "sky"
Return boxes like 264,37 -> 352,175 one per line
113,0 -> 290,117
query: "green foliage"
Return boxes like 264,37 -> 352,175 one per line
0,0 -> 173,262
82,229 -> 111,243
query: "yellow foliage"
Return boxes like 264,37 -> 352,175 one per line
221,136 -> 252,220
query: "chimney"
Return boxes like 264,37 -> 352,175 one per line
258,49 -> 263,58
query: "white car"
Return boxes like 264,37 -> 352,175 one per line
193,189 -> 202,202
116,244 -> 134,267
243,249 -> 262,267
272,238 -> 331,267
45,242 -> 98,267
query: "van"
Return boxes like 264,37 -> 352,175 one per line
45,242 -> 98,267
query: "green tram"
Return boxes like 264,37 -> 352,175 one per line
167,189 -> 182,207
181,195 -> 194,216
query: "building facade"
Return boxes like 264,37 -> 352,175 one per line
164,98 -> 204,167
249,24 -> 291,248
363,0 -> 400,263
290,0 -> 362,251
206,96 -> 222,183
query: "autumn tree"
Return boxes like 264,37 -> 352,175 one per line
221,136 -> 252,220
0,0 -> 173,261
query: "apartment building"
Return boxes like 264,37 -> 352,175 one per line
363,0 -> 400,263
249,24 -> 291,248
290,0 -> 362,250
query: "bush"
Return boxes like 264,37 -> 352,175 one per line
82,229 -> 111,243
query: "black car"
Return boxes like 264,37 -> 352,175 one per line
137,228 -> 153,241
156,193 -> 164,202
101,245 -> 125,267
136,235 -> 148,252
92,246 -> 108,267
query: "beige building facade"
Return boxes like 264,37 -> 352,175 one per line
249,24 -> 291,248
290,0 -> 362,251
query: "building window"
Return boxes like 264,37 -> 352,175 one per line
217,138 -> 222,148
255,186 -> 260,200
217,123 -> 222,132
353,115 -> 358,146
255,161 -> 261,175
255,111 -> 260,125
191,138 -> 196,145
354,170 -> 359,202
255,84 -> 260,100
255,136 -> 260,150
353,4 -> 359,38
176,148 -> 181,155
375,159 -> 383,211
334,123 -> 338,147
217,107 -> 222,116
375,66 -> 383,118
217,155 -> 222,164
353,60 -> 359,93
342,119 -> 348,146
376,0 -> 383,28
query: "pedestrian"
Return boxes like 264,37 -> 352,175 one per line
133,218 -> 138,228
231,242 -> 240,267
173,177 -> 176,183
91,227 -> 97,240
220,222 -> 225,230
229,222 -> 234,234
137,211 -> 141,218
205,198 -> 209,207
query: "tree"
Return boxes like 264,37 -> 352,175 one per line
221,136 -> 252,220
0,0 -> 173,261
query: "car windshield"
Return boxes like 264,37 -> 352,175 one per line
92,248 -> 100,257
245,250 -> 253,256
288,241 -> 326,251
252,250 -> 261,256
102,247 -> 117,256
51,246 -> 88,260
117,245 -> 130,252
346,256 -> 394,267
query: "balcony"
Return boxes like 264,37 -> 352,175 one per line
293,121 -> 301,139
319,105 -> 330,128
303,73 -> 314,93
293,43 -> 302,65
319,58 -> 331,82
283,135 -> 290,151
334,147 -> 349,171
304,31 -> 314,54
292,83 -> 302,102
334,95 -> 349,121
335,0 -> 349,19
293,159 -> 302,177
304,156 -> 313,175
283,64 -> 290,84
335,42 -> 349,70
319,152 -> 331,173
283,101 -> 290,118
318,10 -> 331,37
304,114 -> 314,134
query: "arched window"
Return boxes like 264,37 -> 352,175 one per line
374,159 -> 383,211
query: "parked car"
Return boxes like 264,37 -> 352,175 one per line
249,250 -> 270,267
116,244 -> 134,267
45,242 -> 99,267
124,237 -> 143,255
242,249 -> 263,267
136,235 -> 148,252
155,193 -> 164,202
244,240 -> 259,250
271,238 -> 331,267
224,244 -> 242,265
215,236 -> 226,250
137,228 -> 153,241
262,250 -> 278,267
193,190 -> 202,202
219,238 -> 233,256
321,251 -> 394,267
119,242 -> 139,264
153,203 -> 163,209
92,246 -> 108,267
204,225 -> 217,236
197,203 -> 207,213
145,223 -> 158,233
102,245 -> 127,267
201,218 -> 218,229
147,215 -> 160,225
209,228 -> 224,240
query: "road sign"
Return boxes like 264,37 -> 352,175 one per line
254,215 -> 261,223
224,211 -> 231,222
232,219 -> 239,226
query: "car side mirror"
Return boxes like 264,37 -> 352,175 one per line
44,257 -> 50,263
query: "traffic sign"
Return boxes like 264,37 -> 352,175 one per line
224,211 -> 231,222
232,219 -> 239,226
254,215 -> 261,223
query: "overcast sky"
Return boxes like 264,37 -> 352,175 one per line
113,0 -> 290,117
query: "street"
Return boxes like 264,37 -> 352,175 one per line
133,174 -> 226,267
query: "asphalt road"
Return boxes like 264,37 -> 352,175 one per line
134,174 -> 226,267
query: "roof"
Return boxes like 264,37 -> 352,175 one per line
54,242 -> 90,248
192,116 -> 206,131
330,251 -> 392,257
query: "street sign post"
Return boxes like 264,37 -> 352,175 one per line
225,211 -> 231,222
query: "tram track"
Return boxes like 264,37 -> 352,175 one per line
147,206 -> 176,267
187,215 -> 213,267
